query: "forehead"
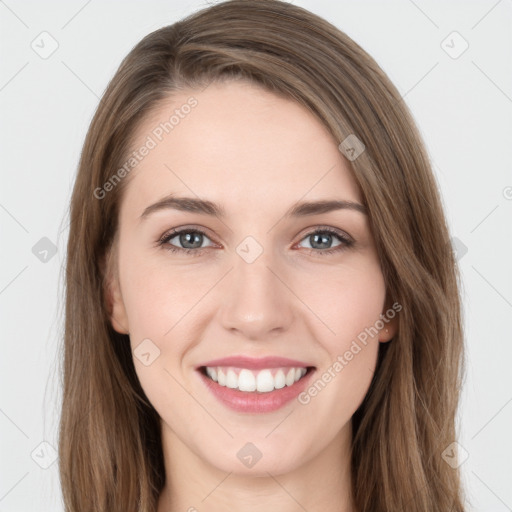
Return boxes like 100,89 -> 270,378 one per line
121,80 -> 362,219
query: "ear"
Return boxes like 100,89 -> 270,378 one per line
103,242 -> 130,335
378,299 -> 400,343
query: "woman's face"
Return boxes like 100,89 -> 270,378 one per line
107,80 -> 396,476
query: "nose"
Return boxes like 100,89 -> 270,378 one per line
218,246 -> 295,340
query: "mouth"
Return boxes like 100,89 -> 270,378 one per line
196,358 -> 316,413
199,365 -> 315,393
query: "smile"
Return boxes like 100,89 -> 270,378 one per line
203,366 -> 308,392
196,356 -> 316,413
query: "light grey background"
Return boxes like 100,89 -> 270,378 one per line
1,1 -> 511,510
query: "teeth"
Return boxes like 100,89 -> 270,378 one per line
239,369 -> 257,392
256,369 -> 274,392
226,369 -> 238,389
274,369 -> 286,389
285,368 -> 295,386
204,366 -> 308,393
205,367 -> 217,381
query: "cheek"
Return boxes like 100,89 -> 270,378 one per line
119,248 -> 208,343
297,343 -> 378,444
118,253 -> 205,412
118,249 -> 224,410
293,261 -> 385,412
293,257 -> 386,344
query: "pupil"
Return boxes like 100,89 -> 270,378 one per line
181,232 -> 202,249
312,233 -> 331,250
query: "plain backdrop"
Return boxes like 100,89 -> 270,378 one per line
1,1 -> 511,510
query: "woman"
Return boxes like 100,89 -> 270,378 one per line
59,1 -> 465,510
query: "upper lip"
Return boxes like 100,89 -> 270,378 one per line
198,356 -> 314,370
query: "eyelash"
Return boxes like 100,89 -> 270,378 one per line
157,226 -> 354,258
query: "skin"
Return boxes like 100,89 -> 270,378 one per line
106,80 -> 397,512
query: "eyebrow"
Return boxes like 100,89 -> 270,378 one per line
139,194 -> 367,220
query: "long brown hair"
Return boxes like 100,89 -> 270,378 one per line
59,1 -> 465,510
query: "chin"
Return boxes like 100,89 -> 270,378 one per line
198,437 -> 307,477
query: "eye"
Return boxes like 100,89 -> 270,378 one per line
157,226 -> 354,257
295,227 -> 354,256
158,227 -> 214,256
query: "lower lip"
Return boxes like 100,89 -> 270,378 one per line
198,368 -> 315,413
